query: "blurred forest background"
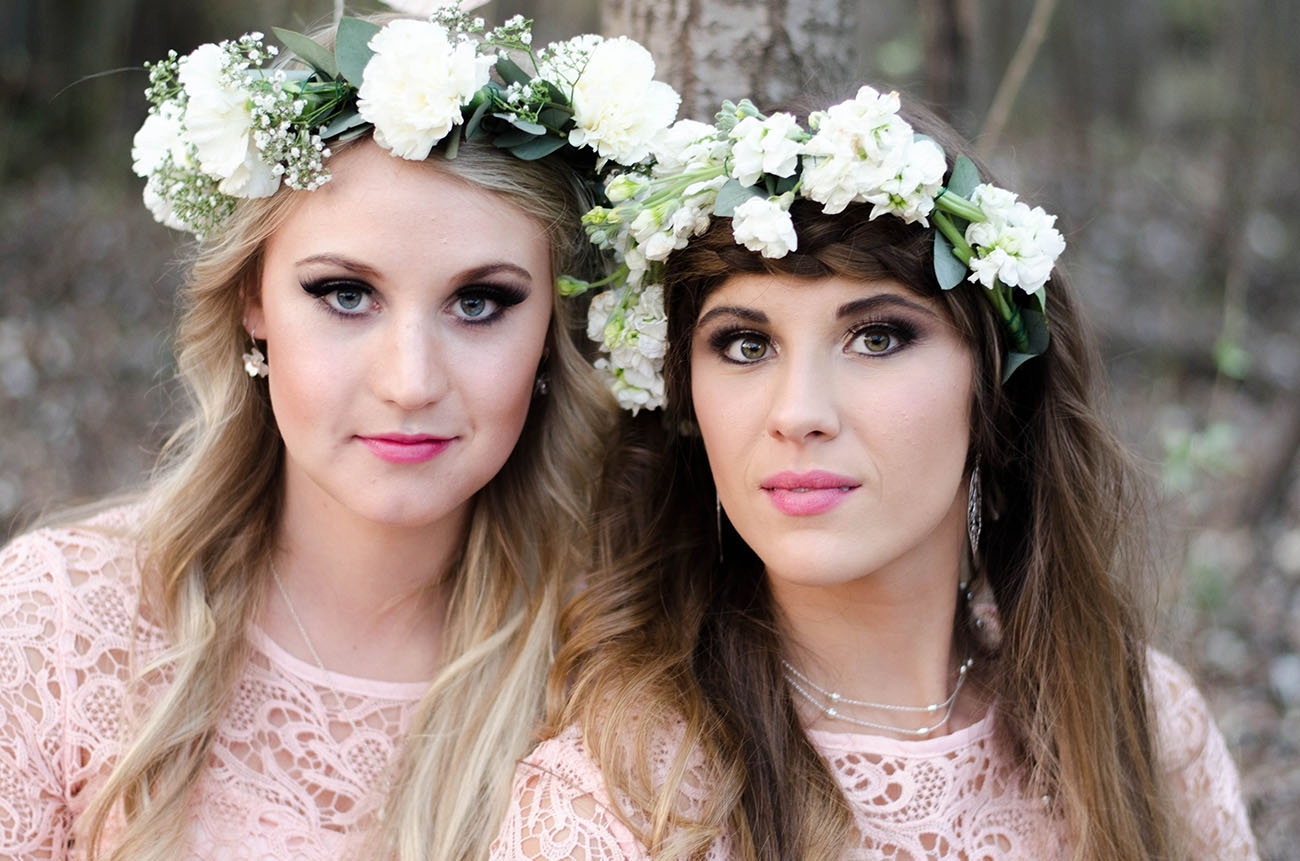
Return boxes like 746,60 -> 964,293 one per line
1,0 -> 1297,852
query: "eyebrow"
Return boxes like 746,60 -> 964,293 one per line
697,291 -> 939,327
836,293 -> 940,319
294,255 -> 536,284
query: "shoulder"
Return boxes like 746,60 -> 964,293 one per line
492,725 -> 648,861
1145,647 -> 1259,858
0,504 -> 148,644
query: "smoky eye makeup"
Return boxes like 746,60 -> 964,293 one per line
300,276 -> 376,316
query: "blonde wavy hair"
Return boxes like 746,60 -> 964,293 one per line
77,133 -> 615,859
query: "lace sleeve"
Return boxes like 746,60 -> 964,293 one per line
0,531 -> 78,858
490,728 -> 646,861
1148,650 -> 1259,859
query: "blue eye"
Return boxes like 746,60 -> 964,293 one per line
301,278 -> 375,317
456,294 -> 492,319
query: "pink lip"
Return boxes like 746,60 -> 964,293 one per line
358,434 -> 453,464
761,470 -> 859,516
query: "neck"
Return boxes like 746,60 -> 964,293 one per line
771,517 -> 978,736
264,484 -> 468,683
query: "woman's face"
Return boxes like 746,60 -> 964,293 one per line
245,140 -> 553,533
690,273 -> 975,594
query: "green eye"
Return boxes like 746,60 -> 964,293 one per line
862,331 -> 892,352
739,337 -> 767,360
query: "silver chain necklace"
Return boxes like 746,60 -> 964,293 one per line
270,560 -> 333,677
782,656 -> 974,737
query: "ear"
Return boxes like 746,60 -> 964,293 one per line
242,282 -> 266,338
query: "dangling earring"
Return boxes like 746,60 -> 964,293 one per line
532,369 -> 550,397
715,492 -> 724,564
962,461 -> 1003,650
243,329 -> 268,378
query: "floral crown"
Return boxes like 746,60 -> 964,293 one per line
568,88 -> 1067,413
130,8 -> 680,238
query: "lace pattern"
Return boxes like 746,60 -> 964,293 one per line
492,651 -> 1258,860
0,510 -> 425,859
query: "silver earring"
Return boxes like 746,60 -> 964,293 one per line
243,330 -> 268,378
532,369 -> 550,397
966,462 -> 982,556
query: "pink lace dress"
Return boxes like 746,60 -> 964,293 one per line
491,652 -> 1258,859
0,510 -> 427,859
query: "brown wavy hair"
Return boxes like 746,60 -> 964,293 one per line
548,98 -> 1177,859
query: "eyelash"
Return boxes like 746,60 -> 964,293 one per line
298,279 -> 530,325
705,318 -> 922,363
301,278 -> 374,318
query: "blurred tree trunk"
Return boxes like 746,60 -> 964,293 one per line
599,0 -> 870,121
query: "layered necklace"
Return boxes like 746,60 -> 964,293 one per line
782,656 -> 975,738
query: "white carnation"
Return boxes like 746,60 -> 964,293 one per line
965,184 -> 1066,295
566,36 -> 680,165
732,196 -> 798,258
131,104 -> 187,178
178,43 -> 277,197
728,112 -> 802,186
357,19 -> 493,161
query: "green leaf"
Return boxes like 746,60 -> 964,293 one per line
1002,351 -> 1037,382
336,18 -> 382,87
713,179 -> 762,217
507,135 -> 568,160
492,128 -> 543,148
1021,306 -> 1050,355
496,113 -> 547,136
495,55 -> 531,87
947,155 -> 981,198
537,105 -> 571,131
933,231 -> 967,290
273,27 -> 339,78
320,109 -> 366,139
464,98 -> 493,138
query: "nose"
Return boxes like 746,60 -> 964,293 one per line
374,316 -> 449,410
765,348 -> 841,442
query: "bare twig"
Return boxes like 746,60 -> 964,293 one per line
978,0 -> 1059,153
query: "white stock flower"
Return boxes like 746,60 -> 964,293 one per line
863,135 -> 946,224
732,195 -> 797,257
587,285 -> 668,413
651,119 -> 723,173
728,112 -> 802,185
357,19 -> 493,160
178,43 -> 277,197
800,85 -> 914,215
566,36 -> 680,165
965,184 -> 1066,295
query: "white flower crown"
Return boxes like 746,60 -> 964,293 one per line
566,88 -> 1067,413
131,8 -> 680,238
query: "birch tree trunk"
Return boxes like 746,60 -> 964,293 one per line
599,0 -> 871,121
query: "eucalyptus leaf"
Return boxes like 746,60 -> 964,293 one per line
713,179 -> 762,217
773,174 -> 799,196
495,56 -> 531,87
320,109 -> 366,139
933,231 -> 967,290
272,27 -> 339,78
464,99 -> 492,138
507,135 -> 568,160
496,114 -> 547,136
492,128 -> 541,148
1020,306 -> 1050,355
537,106 -> 570,131
1001,351 -> 1036,382
947,155 -> 981,198
336,18 -> 381,87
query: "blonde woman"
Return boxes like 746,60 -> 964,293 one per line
0,11 -> 679,860
494,91 -> 1257,858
